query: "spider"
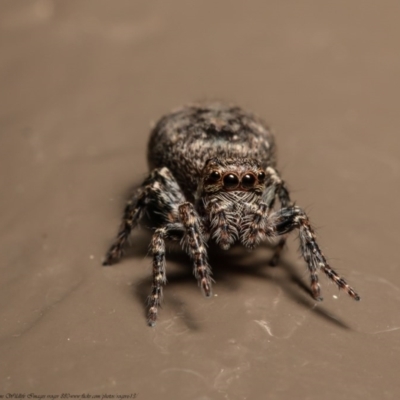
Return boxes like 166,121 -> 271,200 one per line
103,102 -> 360,326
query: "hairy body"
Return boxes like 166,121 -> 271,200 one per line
148,103 -> 276,199
103,102 -> 360,326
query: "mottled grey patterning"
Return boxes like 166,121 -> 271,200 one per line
103,102 -> 360,326
148,103 -> 276,199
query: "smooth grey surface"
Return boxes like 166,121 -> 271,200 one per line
1,1 -> 400,399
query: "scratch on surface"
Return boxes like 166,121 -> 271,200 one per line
165,323 -> 190,336
254,320 -> 273,336
152,317 -> 191,354
376,278 -> 400,293
213,362 -> 250,392
272,288 -> 283,309
254,312 -> 307,339
370,327 -> 400,335
161,368 -> 208,385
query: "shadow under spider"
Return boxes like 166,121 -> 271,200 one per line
119,229 -> 352,330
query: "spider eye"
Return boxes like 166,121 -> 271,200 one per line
257,171 -> 266,182
223,174 -> 239,189
241,174 -> 256,188
207,171 -> 221,182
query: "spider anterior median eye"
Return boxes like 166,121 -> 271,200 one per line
241,174 -> 256,188
223,174 -> 239,189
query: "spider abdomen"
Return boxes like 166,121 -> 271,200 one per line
147,102 -> 276,199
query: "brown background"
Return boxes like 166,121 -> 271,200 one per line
1,1 -> 400,399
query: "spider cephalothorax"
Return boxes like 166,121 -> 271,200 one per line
198,158 -> 267,250
103,102 -> 360,326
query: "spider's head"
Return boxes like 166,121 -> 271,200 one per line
198,158 -> 266,198
197,158 -> 267,249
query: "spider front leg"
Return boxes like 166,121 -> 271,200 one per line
179,203 -> 213,297
264,167 -> 292,265
147,227 -> 167,326
147,204 -> 212,326
147,224 -> 183,326
271,206 -> 360,301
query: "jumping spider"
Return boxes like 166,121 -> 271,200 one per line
103,102 -> 360,326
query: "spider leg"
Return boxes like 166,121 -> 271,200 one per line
264,167 -> 292,265
271,206 -> 360,301
147,202 -> 212,326
147,224 -> 183,326
147,201 -> 212,326
178,202 -> 213,297
103,167 -> 184,265
104,167 -> 213,324
102,188 -> 147,265
147,227 -> 167,326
